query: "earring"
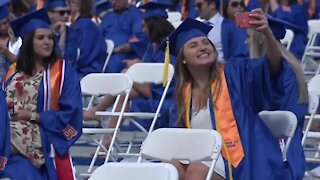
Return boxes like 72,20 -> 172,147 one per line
182,60 -> 187,64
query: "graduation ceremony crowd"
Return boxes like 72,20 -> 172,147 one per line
0,0 -> 319,179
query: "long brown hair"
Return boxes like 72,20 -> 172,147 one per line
174,40 -> 222,127
248,30 -> 308,103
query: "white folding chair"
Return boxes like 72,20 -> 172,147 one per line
301,21 -> 320,77
94,63 -> 175,157
280,29 -> 294,50
137,128 -> 222,180
89,162 -> 178,180
258,111 -> 297,162
80,73 -> 133,176
301,74 -> 320,162
101,39 -> 114,73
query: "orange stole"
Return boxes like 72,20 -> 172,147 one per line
182,66 -> 244,168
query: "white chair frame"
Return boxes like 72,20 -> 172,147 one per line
102,39 -> 114,73
280,29 -> 294,50
80,73 -> 133,176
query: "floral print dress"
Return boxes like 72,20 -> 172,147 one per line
5,71 -> 45,168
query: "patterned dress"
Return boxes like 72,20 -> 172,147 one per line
5,71 -> 45,168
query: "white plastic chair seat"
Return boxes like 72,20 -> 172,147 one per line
89,162 -> 178,180
95,111 -> 159,119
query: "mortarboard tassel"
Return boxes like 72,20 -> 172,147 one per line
163,37 -> 170,87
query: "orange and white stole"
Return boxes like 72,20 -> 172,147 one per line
4,60 -> 76,180
182,66 -> 244,179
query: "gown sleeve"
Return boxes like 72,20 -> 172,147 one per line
38,62 -> 83,156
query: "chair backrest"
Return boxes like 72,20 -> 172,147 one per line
126,63 -> 174,84
307,19 -> 320,39
81,73 -> 132,96
102,39 -> 114,73
259,111 -> 297,139
89,162 -> 178,180
308,74 -> 320,95
125,63 -> 175,133
258,110 -> 297,161
140,128 -> 222,162
139,128 -> 222,180
280,29 -> 294,50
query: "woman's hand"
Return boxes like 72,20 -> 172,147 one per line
248,8 -> 273,37
10,110 -> 32,121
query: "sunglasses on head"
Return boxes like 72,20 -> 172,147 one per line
53,10 -> 71,16
230,1 -> 245,7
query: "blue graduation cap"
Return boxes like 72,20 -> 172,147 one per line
94,0 -> 111,16
10,8 -> 51,38
158,18 -> 213,56
139,2 -> 173,19
0,0 -> 10,20
267,15 -> 304,40
44,0 -> 67,8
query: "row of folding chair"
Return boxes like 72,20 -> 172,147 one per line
80,63 -> 175,177
89,128 -> 223,180
87,109 -> 298,180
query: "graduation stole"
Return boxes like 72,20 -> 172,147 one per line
4,60 -> 76,180
182,66 -> 244,171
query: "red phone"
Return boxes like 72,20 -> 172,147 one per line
235,12 -> 258,29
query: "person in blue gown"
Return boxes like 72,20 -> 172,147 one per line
1,9 -> 82,180
269,0 -> 308,60
194,0 -> 249,61
71,0 -> 107,78
45,0 -> 78,68
164,9 -> 288,180
99,0 -> 149,73
246,17 -> 308,180
84,1 -> 176,133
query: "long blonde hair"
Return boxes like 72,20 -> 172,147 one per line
174,42 -> 222,126
248,30 -> 308,103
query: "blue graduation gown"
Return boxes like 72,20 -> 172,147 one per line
271,3 -> 308,60
0,89 -> 10,178
2,62 -> 83,180
123,43 -> 176,131
170,57 -> 285,179
270,61 -> 307,180
100,6 -> 149,73
73,17 -> 107,77
221,19 -> 249,60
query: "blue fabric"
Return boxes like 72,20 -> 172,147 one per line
271,3 -> 308,60
0,89 -> 9,178
158,18 -> 212,56
175,0 -> 198,19
10,8 -> 51,38
0,1 -> 9,20
270,61 -> 307,180
100,6 -> 149,73
2,61 -> 83,180
310,0 -> 320,19
122,43 -> 176,131
221,19 -> 249,60
169,58 -> 285,179
73,18 -> 107,77
44,0 -> 67,8
61,26 -> 78,67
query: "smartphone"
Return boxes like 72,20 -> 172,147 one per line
235,12 -> 258,29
